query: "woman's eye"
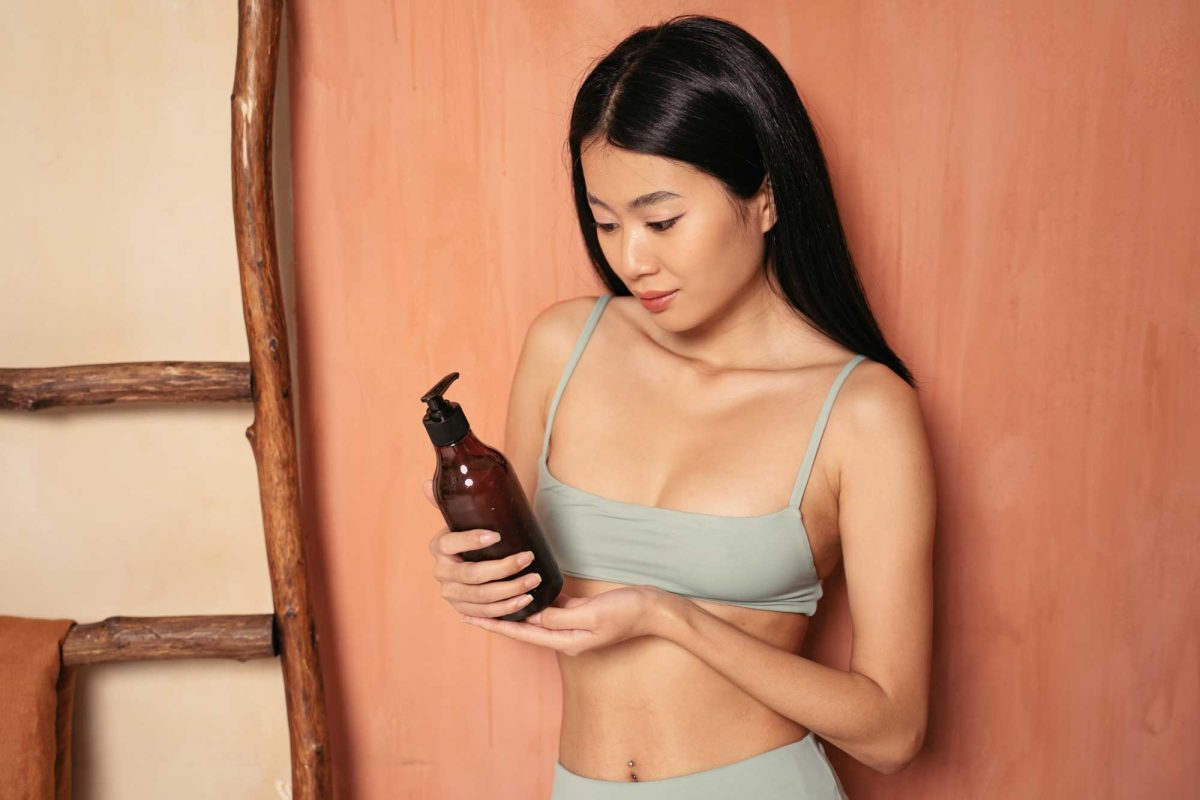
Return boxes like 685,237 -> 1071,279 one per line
592,217 -> 679,234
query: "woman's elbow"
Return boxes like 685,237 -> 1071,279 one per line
874,722 -> 926,775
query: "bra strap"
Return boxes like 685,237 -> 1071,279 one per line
541,294 -> 613,459
788,354 -> 868,508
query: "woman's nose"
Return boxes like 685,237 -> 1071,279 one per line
620,231 -> 659,279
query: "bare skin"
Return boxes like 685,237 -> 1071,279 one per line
427,138 -> 933,781
427,294 -> 885,782
537,295 -> 861,781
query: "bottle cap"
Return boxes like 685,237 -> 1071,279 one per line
420,372 -> 471,446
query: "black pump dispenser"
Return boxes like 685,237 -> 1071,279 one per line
421,372 -> 470,446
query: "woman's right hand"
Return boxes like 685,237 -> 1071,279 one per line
423,478 -> 541,618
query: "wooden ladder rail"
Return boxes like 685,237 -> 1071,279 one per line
0,1 -> 332,797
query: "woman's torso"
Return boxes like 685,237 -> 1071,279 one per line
540,295 -> 857,782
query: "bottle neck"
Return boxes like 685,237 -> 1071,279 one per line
433,430 -> 487,461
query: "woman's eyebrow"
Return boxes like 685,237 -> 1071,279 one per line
586,190 -> 683,211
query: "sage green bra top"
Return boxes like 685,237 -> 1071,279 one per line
534,293 -> 868,615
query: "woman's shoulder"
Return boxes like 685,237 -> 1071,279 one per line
838,356 -> 919,424
832,356 -> 927,475
526,294 -> 609,350
517,295 -> 613,387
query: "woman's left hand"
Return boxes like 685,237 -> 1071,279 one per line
461,586 -> 665,655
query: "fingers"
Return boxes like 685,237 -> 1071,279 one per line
461,614 -> 589,655
441,555 -> 538,593
452,590 -> 537,619
432,550 -> 540,617
444,550 -> 538,618
437,549 -> 537,592
429,526 -> 502,558
432,547 -> 537,617
428,525 -> 539,617
424,478 -> 541,619
423,481 -> 504,560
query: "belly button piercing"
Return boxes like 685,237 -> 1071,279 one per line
628,759 -> 638,781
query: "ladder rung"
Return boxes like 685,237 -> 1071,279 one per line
0,361 -> 252,410
61,613 -> 275,665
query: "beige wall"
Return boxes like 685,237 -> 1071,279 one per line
1,3 -> 295,798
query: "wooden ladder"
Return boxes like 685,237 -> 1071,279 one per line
0,1 -> 332,797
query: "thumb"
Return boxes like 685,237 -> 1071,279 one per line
556,593 -> 592,609
528,596 -> 591,629
421,479 -> 437,508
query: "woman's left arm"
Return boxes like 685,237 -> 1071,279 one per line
649,371 -> 936,775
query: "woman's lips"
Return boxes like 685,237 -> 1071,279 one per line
639,289 -> 678,312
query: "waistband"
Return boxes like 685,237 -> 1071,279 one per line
551,732 -> 848,799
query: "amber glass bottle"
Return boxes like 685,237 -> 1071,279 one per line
420,372 -> 563,621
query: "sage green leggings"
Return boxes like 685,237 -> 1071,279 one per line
550,732 -> 849,799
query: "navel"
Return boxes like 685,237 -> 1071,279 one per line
626,758 -> 638,782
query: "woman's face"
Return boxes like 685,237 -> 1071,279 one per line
579,137 -> 775,331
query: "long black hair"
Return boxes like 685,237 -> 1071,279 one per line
566,14 -> 916,387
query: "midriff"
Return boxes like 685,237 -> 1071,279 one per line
555,573 -> 814,782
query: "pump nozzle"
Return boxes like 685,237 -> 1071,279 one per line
421,372 -> 461,421
420,372 -> 470,445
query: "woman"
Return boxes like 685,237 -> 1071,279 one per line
426,14 -> 935,799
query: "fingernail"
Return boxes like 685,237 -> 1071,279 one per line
517,551 -> 534,566
480,532 -> 499,545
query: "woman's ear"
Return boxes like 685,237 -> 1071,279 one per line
757,175 -> 776,234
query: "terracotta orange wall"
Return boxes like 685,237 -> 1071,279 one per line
285,2 -> 1199,798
